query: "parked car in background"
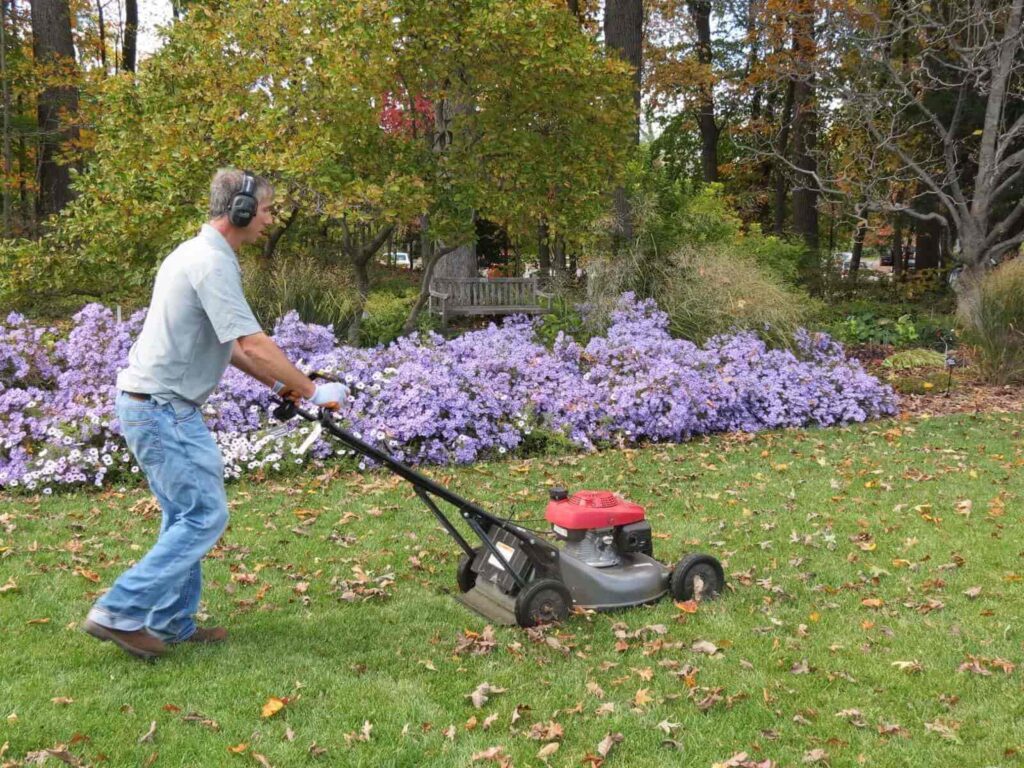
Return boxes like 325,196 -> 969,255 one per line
378,250 -> 414,269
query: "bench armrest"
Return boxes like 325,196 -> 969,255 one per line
429,289 -> 451,300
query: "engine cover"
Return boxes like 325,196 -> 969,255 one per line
546,490 -> 645,531
562,528 -> 621,568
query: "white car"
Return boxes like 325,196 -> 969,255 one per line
379,251 -> 412,268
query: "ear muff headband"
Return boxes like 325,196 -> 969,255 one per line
228,172 -> 259,227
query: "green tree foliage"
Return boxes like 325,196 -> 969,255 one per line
1,0 -> 633,315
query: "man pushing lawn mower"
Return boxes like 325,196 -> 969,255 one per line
83,169 -> 348,661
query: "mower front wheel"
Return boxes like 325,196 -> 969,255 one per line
515,579 -> 572,628
670,553 -> 725,601
456,548 -> 482,593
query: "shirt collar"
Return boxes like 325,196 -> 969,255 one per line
199,223 -> 238,260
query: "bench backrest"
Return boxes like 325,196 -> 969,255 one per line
432,277 -> 539,307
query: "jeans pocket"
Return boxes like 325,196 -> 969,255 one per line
122,419 -> 165,467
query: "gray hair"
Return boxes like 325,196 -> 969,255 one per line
208,168 -> 273,219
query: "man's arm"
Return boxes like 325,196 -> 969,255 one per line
233,333 -> 317,398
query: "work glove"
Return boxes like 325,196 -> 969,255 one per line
310,381 -> 350,410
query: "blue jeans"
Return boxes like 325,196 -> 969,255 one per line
87,392 -> 228,642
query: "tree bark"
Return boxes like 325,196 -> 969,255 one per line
789,1 -> 819,253
773,79 -> 795,235
258,206 -> 298,272
1,0 -> 12,234
122,0 -> 138,73
891,213 -> 904,280
848,207 -> 867,276
604,0 -> 642,246
30,0 -> 78,219
689,0 -> 719,183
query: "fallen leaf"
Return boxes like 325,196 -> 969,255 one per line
537,742 -> 560,760
597,732 -> 624,758
137,721 -> 157,744
50,697 -> 74,705
861,598 -> 884,609
253,753 -> 273,768
892,660 -> 923,673
634,688 -> 653,707
657,719 -> 681,734
261,697 -> 286,718
586,681 -> 605,699
963,586 -> 982,599
467,682 -> 507,709
227,743 -> 248,754
803,748 -> 829,764
675,599 -> 699,614
691,640 -> 719,655
595,702 -> 616,716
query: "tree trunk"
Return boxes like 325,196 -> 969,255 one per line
789,2 -> 819,253
122,0 -> 138,73
892,214 -> 904,280
346,256 -> 372,345
537,221 -> 551,281
1,0 -> 12,235
773,79 -> 796,236
94,0 -> 107,72
30,0 -> 78,219
690,0 -> 718,183
258,206 -> 298,272
432,241 -> 477,280
604,0 -> 642,246
848,208 -> 867,277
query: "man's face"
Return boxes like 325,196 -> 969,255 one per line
241,195 -> 275,244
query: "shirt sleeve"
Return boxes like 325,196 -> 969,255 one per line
192,262 -> 263,343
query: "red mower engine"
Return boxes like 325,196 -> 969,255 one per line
545,488 -> 654,567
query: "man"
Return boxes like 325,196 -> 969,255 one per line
83,168 -> 347,660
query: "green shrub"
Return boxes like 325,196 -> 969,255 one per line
536,295 -> 590,348
960,259 -> 1024,384
359,289 -> 436,347
831,312 -> 920,347
655,243 -> 819,346
243,255 -> 356,330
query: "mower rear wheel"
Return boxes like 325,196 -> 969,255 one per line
456,547 -> 482,593
670,553 -> 725,601
515,579 -> 572,627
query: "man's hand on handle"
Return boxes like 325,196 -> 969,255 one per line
309,382 -> 350,410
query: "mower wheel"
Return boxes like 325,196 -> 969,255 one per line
456,548 -> 482,593
514,579 -> 572,628
670,553 -> 725,601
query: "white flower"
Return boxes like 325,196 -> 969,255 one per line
42,487 -> 52,495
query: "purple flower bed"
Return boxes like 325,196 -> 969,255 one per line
0,294 -> 898,492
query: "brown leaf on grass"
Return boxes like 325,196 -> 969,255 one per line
454,625 -> 498,656
26,618 -> 50,625
657,719 -> 681,734
586,681 -> 605,699
471,746 -> 512,766
527,721 -> 564,741
675,599 -> 699,614
284,727 -> 295,742
308,741 -> 327,758
925,718 -> 962,742
23,745 -> 82,766
50,697 -> 74,705
802,748 -> 829,764
693,687 -> 724,712
691,640 -> 720,656
73,567 -> 101,583
227,743 -> 248,754
482,713 -> 500,730
0,578 -> 18,593
861,598 -> 884,609
963,586 -> 982,599
137,720 -> 157,744
834,709 -> 867,728
443,725 -> 456,741
511,704 -> 530,724
182,712 -> 220,730
595,702 -> 616,717
790,659 -> 811,675
253,753 -> 273,768
597,732 -> 624,758
537,741 -> 560,760
467,682 -> 507,709
633,688 -> 653,708
261,697 -> 287,718
360,721 -> 373,741
877,722 -> 909,737
892,660 -> 923,673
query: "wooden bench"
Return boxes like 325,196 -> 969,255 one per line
429,277 -> 553,326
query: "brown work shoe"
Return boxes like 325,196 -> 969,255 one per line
184,626 -> 228,644
82,619 -> 167,660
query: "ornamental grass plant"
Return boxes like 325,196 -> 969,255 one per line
959,258 -> 1024,385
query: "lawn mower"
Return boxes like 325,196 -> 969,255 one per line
272,390 -> 725,628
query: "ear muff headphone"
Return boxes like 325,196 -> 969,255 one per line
228,172 -> 259,227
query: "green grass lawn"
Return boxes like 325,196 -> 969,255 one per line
2,413 -> 1023,767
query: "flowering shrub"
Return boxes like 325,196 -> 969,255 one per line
0,294 -> 898,492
